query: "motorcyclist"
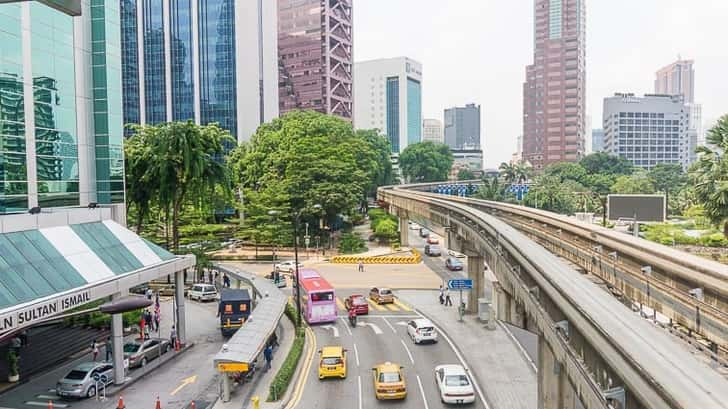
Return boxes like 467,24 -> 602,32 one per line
348,306 -> 357,327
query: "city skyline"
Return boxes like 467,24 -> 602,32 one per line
354,0 -> 728,167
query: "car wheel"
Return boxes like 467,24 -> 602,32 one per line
86,386 -> 96,398
141,357 -> 148,367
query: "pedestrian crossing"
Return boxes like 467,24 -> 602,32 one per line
334,297 -> 413,313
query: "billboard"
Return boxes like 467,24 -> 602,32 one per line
607,194 -> 666,222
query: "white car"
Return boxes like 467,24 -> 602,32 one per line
188,284 -> 218,301
435,364 -> 475,404
274,260 -> 303,273
406,318 -> 438,344
409,222 -> 421,230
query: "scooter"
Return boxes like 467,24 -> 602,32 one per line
348,313 -> 357,327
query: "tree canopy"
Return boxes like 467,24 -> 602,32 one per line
457,168 -> 476,181
398,142 -> 453,183
579,152 -> 633,176
690,114 -> 728,236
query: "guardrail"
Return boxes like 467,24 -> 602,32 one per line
331,249 -> 421,264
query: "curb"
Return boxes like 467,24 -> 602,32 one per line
277,327 -> 313,409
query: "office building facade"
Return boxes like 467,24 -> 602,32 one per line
523,0 -> 586,170
422,118 -> 443,144
444,103 -> 481,150
0,0 -> 125,215
655,58 -> 700,164
602,93 -> 690,170
354,57 -> 422,153
278,0 -> 352,120
119,0 -> 278,143
591,129 -> 604,152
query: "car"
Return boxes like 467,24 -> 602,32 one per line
274,260 -> 303,273
372,362 -> 407,400
56,362 -> 114,399
318,346 -> 347,379
344,294 -> 369,314
188,284 -> 218,301
434,364 -> 475,404
445,257 -> 464,271
265,271 -> 287,288
369,287 -> 394,304
426,236 -> 439,244
406,318 -> 438,344
409,222 -> 421,230
424,244 -> 442,257
123,338 -> 172,368
448,250 -> 466,258
419,228 -> 430,238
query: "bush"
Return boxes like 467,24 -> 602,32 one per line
699,233 -> 728,247
349,213 -> 365,226
374,218 -> 398,242
338,233 -> 367,254
267,303 -> 306,401
6,349 -> 19,376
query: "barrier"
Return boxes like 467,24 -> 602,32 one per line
331,250 -> 421,264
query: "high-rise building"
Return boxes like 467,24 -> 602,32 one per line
278,0 -> 352,120
511,135 -> 523,164
119,0 -> 278,143
422,118 -> 443,144
523,0 -> 586,170
0,1 -> 125,216
444,104 -> 481,150
591,129 -> 604,152
655,59 -> 700,164
602,93 -> 690,170
353,57 -> 422,153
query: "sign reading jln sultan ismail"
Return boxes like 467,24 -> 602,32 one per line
0,290 -> 92,337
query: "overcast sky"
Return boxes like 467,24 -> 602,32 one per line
353,0 -> 728,168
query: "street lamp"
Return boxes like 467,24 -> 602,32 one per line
268,210 -> 281,280
641,266 -> 652,319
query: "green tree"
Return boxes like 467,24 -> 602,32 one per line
580,152 -> 633,176
583,173 -> 617,226
526,175 -> 584,214
648,163 -> 687,216
475,175 -> 503,201
355,129 -> 394,194
124,126 -> 159,234
611,170 -> 656,194
544,162 -> 588,184
457,168 -> 476,181
690,114 -> 728,237
399,142 -> 453,182
499,162 -> 531,184
374,218 -> 398,242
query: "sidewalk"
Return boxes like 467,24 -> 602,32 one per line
397,290 -> 537,409
212,314 -> 296,409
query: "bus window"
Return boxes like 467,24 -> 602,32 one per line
311,291 -> 334,302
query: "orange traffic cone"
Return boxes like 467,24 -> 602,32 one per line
190,401 -> 196,409
48,401 -> 53,409
117,396 -> 125,409
155,396 -> 162,409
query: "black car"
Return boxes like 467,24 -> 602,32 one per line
445,257 -> 464,271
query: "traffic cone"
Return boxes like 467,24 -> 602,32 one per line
117,396 -> 125,409
48,401 -> 53,409
155,396 -> 162,409
190,401 -> 196,409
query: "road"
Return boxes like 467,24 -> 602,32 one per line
294,289 -> 487,409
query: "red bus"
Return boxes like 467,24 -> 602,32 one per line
296,269 -> 337,324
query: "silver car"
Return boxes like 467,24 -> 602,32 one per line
123,338 -> 172,368
56,362 -> 114,399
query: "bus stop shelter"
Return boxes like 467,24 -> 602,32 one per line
212,264 -> 288,402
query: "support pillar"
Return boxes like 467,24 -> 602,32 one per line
175,269 -> 187,346
510,300 -> 525,328
111,293 -> 125,385
467,255 -> 484,313
398,217 -> 409,247
538,335 -> 561,409
222,373 -> 231,402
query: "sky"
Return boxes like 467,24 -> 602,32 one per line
353,0 -> 728,168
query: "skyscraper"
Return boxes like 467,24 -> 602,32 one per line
523,0 -> 586,170
278,0 -> 353,120
119,0 -> 278,143
0,0 -> 125,216
655,58 -> 700,164
353,57 -> 422,153
422,118 -> 443,144
444,104 -> 481,150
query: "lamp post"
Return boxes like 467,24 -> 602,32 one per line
641,266 -> 652,319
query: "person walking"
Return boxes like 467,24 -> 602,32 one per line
170,325 -> 177,349
91,339 -> 99,361
439,285 -> 445,305
358,259 -> 364,273
104,337 -> 112,361
263,345 -> 273,370
444,289 -> 452,307
139,314 -> 146,341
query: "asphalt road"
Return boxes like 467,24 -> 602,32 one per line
296,289 -> 487,409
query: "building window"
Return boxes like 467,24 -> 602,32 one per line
386,76 -> 399,153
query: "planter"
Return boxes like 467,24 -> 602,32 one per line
8,373 -> 19,383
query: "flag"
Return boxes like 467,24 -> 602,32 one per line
154,292 -> 161,333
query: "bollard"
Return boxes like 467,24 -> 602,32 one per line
251,396 -> 260,409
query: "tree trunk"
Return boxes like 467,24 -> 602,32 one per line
724,221 -> 728,239
664,189 -> 670,217
172,199 -> 181,251
601,200 -> 607,227
164,206 -> 170,249
135,206 -> 145,235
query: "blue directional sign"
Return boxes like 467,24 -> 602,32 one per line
448,279 -> 473,290
507,184 -> 530,201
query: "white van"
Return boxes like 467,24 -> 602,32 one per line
188,284 -> 218,302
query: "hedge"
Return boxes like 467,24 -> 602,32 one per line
267,303 -> 306,401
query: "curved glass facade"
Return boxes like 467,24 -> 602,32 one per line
120,0 -> 139,135
170,0 -> 194,121
142,0 -> 166,124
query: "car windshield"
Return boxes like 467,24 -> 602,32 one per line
322,357 -> 342,366
123,343 -> 140,353
380,289 -> 392,295
430,246 -> 439,250
379,371 -> 401,383
450,258 -> 462,265
420,326 -> 434,332
352,297 -> 367,305
64,370 -> 88,380
445,374 -> 470,387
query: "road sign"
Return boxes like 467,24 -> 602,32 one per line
217,362 -> 249,372
448,279 -> 473,290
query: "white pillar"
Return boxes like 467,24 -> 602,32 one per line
111,293 -> 125,385
175,269 -> 186,345
398,217 -> 409,247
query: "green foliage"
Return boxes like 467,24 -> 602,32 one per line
699,233 -> 728,247
611,170 -> 656,194
579,152 -> 633,176
643,224 -> 697,246
6,349 -> 19,376
690,114 -> 728,237
368,208 -> 396,231
374,218 -> 398,241
474,176 -> 503,201
499,162 -> 532,184
457,168 -> 476,181
525,175 -> 584,214
399,142 -> 454,183
268,303 -> 306,401
338,233 -> 367,254
355,129 -> 395,195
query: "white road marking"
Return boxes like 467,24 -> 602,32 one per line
381,317 -> 396,333
321,324 -> 340,338
430,321 -> 490,409
395,321 -> 408,326
370,314 -> 420,319
357,375 -> 363,409
353,343 -> 360,367
416,375 -> 430,409
35,395 -> 60,400
400,339 -> 415,364
25,403 -> 68,408
339,317 -> 353,336
357,322 -> 383,335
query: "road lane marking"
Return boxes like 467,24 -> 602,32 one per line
35,395 -> 60,400
170,375 -> 197,396
395,321 -> 408,326
25,403 -> 68,408
366,298 -> 387,311
381,317 -> 396,333
321,324 -> 340,338
357,321 -> 383,335
416,375 -> 430,409
284,326 -> 317,409
400,339 -> 415,364
384,303 -> 399,311
374,314 -> 420,319
393,299 -> 413,311
357,375 -> 363,409
353,343 -> 360,367
339,317 -> 353,336
336,298 -> 346,311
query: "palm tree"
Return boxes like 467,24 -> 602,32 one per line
498,162 -> 517,184
690,114 -> 728,237
514,162 -> 533,184
476,175 -> 503,201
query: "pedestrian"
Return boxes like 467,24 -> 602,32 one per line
439,285 -> 444,305
144,309 -> 153,332
170,325 -> 177,349
263,345 -> 273,370
358,259 -> 364,272
143,323 -> 150,340
224,274 -> 231,288
91,339 -> 99,361
208,270 -> 213,284
139,314 -> 146,341
105,336 -> 112,361
145,287 -> 153,300
445,289 -> 452,306
154,310 -> 160,334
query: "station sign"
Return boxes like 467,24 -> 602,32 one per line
217,362 -> 249,372
448,279 -> 473,290
0,289 -> 93,337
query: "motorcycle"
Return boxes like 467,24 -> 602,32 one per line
348,312 -> 357,327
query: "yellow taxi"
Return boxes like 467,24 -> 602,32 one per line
372,362 -> 407,400
318,346 -> 347,379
